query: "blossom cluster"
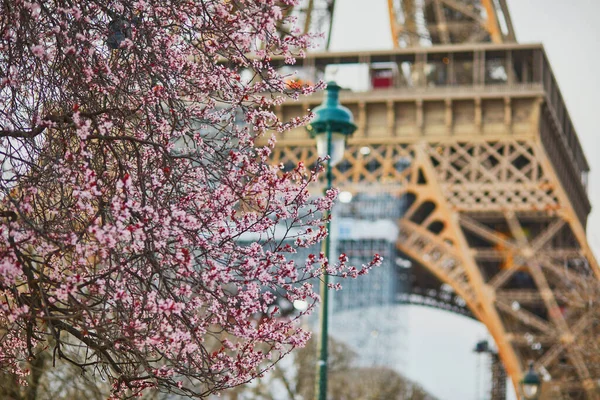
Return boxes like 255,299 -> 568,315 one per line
0,0 -> 379,397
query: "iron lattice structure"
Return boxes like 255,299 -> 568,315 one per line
273,1 -> 599,398
387,0 -> 515,47
284,0 -> 515,49
268,42 -> 600,399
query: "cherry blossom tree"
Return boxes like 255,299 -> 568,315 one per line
0,1 -> 379,398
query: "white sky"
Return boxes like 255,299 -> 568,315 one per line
326,1 -> 600,399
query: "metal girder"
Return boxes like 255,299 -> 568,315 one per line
496,299 -> 555,335
440,0 -> 486,23
286,0 -> 336,49
433,0 -> 451,44
497,289 -> 586,308
388,0 -> 419,47
397,292 -> 476,319
480,0 -> 502,43
497,0 -> 516,41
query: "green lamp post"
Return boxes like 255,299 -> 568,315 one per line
521,362 -> 542,400
306,82 -> 356,400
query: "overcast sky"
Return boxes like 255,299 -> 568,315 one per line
326,1 -> 600,399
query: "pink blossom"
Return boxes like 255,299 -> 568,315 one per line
30,45 -> 46,59
0,0 -> 377,398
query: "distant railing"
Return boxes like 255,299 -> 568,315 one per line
300,82 -> 545,103
540,106 -> 591,227
396,292 -> 475,320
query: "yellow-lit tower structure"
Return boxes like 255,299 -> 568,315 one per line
272,1 -> 599,398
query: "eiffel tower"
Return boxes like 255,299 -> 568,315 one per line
271,1 -> 599,399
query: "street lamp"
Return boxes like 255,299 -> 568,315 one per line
521,362 -> 542,400
306,81 -> 356,400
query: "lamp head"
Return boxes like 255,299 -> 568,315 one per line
306,82 -> 357,166
521,362 -> 541,399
